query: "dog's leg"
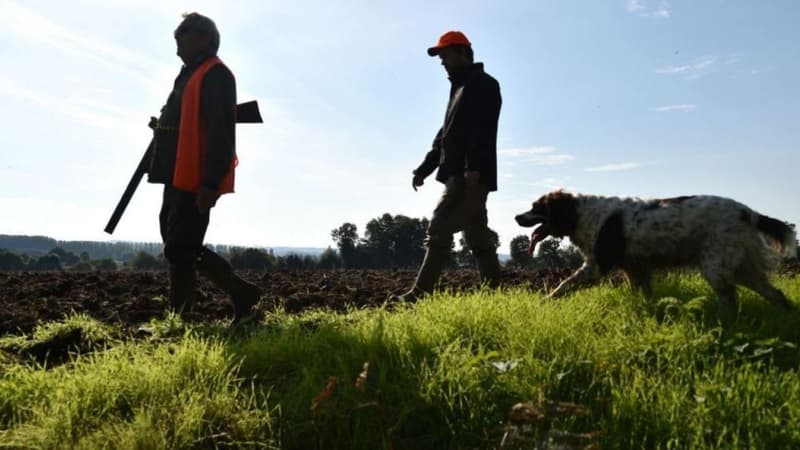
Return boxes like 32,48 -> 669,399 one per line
739,273 -> 794,311
733,252 -> 794,311
703,273 -> 738,322
625,268 -> 653,298
700,255 -> 739,322
549,262 -> 598,298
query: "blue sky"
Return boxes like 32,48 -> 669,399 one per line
1,0 -> 798,251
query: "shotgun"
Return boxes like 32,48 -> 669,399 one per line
104,100 -> 263,234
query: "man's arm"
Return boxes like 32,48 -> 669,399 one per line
200,64 -> 237,191
413,127 -> 443,179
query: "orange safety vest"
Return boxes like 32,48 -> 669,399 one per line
173,56 -> 237,194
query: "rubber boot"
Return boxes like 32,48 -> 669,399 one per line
473,249 -> 501,289
168,263 -> 196,318
395,245 -> 450,302
197,248 -> 262,323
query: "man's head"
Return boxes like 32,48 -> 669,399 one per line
427,31 -> 474,76
174,12 -> 220,64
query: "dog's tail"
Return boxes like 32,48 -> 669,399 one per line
757,214 -> 797,258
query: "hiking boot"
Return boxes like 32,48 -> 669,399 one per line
473,249 -> 501,289
197,247 -> 263,323
168,263 -> 196,318
231,281 -> 262,324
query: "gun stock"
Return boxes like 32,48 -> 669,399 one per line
104,101 -> 262,235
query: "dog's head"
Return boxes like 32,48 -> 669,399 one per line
515,190 -> 579,255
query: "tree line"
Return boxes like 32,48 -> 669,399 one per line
0,246 -> 329,273
0,212 -> 591,272
4,217 -> 797,273
0,213 -> 604,273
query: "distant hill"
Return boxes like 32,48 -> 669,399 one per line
0,234 -> 327,260
0,234 -> 509,263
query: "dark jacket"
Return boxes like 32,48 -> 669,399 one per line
414,63 -> 501,192
147,54 -> 236,191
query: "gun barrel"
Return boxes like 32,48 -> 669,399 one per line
104,101 -> 261,235
104,142 -> 151,234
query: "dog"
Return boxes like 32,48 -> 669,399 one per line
515,190 -> 796,314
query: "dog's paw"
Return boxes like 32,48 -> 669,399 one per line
546,289 -> 564,299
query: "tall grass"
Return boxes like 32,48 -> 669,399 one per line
1,274 -> 799,449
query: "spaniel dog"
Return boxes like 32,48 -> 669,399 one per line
515,191 -> 796,314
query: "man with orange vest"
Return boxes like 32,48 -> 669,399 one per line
147,12 -> 261,323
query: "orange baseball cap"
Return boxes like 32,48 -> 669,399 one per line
427,31 -> 471,56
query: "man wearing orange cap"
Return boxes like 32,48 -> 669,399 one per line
397,31 -> 502,301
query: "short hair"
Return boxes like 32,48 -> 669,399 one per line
177,12 -> 220,54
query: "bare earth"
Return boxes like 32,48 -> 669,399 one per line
0,269 -> 574,335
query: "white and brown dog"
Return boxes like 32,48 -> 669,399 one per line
515,191 -> 796,313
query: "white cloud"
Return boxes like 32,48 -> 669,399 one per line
0,1 -> 169,92
656,56 -> 717,80
521,177 -> 572,190
653,104 -> 696,112
500,146 -> 575,165
627,0 -> 671,18
584,161 -> 659,172
0,77 -> 140,130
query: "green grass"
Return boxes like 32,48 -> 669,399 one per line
1,274 -> 799,449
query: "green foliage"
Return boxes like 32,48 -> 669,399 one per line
331,222 -> 361,268
0,332 -> 278,448
229,246 -> 276,270
508,234 -> 533,268
332,215 -> 430,269
27,253 -> 62,271
49,247 -> 80,266
1,244 -> 127,272
2,276 -> 800,449
361,214 -> 429,268
454,228 -> 500,267
127,251 -> 166,271
70,261 -> 94,272
0,313 -> 116,367
279,253 -> 317,271
92,258 -> 118,272
317,247 -> 343,269
0,249 -> 25,271
0,234 -> 164,261
530,237 -> 584,270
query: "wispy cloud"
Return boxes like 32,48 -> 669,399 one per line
653,104 -> 696,112
584,161 -> 660,172
0,1 -> 168,91
655,56 -> 717,80
626,0 -> 671,18
521,177 -> 572,190
500,146 -> 575,165
0,77 -> 140,130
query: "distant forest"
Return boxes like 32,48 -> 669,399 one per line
4,213 -> 797,273
0,235 -> 323,260
0,212 -> 585,273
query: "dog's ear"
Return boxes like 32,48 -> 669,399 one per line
544,191 -> 578,236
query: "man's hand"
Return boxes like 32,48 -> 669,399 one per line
196,187 -> 220,213
412,174 -> 425,192
464,170 -> 481,186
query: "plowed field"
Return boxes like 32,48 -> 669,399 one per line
0,269 -> 572,335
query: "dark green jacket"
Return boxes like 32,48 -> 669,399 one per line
414,63 -> 501,192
